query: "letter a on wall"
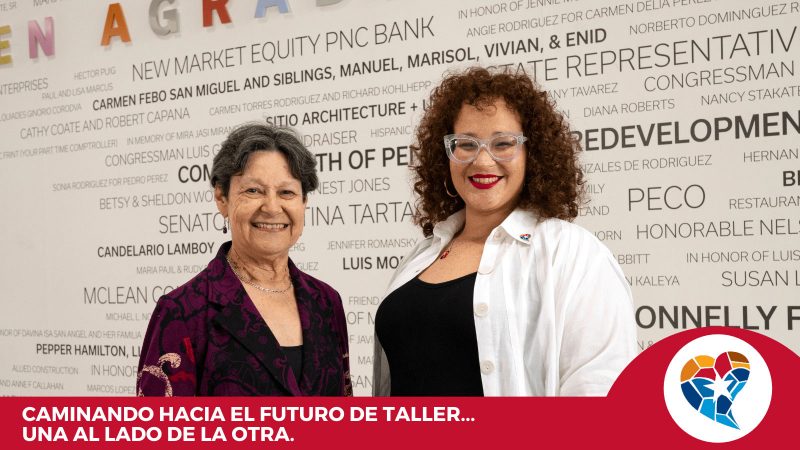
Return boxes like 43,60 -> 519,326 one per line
101,3 -> 131,46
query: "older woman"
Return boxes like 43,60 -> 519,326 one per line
373,68 -> 636,396
137,123 -> 351,396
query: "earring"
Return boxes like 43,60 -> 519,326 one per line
222,217 -> 229,234
444,179 -> 458,198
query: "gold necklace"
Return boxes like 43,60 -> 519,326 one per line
226,255 -> 293,294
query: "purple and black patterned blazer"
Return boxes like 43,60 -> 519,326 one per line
136,241 -> 352,396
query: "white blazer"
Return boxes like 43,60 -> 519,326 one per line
373,209 -> 637,396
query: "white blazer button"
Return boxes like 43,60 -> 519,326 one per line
474,303 -> 489,317
480,360 -> 495,374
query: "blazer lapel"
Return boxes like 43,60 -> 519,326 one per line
213,292 -> 302,395
290,259 -> 334,395
208,243 -> 302,396
295,279 -> 317,395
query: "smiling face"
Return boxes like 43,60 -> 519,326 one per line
449,98 -> 526,218
215,150 -> 306,263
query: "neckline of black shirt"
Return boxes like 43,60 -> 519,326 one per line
413,271 -> 478,288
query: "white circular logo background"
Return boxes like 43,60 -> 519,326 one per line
663,334 -> 772,443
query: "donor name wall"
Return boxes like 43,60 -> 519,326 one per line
0,0 -> 798,395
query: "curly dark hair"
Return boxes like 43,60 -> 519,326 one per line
412,67 -> 584,236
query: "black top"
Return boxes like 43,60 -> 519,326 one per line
375,272 -> 484,396
281,345 -> 303,384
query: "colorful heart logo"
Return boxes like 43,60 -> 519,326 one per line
680,352 -> 750,430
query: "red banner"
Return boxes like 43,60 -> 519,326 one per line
1,327 -> 794,449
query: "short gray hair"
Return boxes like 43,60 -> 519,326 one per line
210,122 -> 318,199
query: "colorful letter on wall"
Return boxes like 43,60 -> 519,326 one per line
101,3 -> 131,46
149,0 -> 180,36
254,0 -> 289,18
203,0 -> 232,27
28,17 -> 55,59
0,25 -> 11,65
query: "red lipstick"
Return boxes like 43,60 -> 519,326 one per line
468,174 -> 502,190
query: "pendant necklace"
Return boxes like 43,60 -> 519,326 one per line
439,239 -> 457,259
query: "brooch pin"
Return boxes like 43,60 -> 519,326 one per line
519,234 -> 530,241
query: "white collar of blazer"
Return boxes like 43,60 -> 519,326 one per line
430,208 -> 540,247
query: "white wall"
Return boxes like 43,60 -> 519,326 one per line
1,0 -> 798,395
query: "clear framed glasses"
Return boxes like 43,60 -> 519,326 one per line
444,133 -> 527,164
